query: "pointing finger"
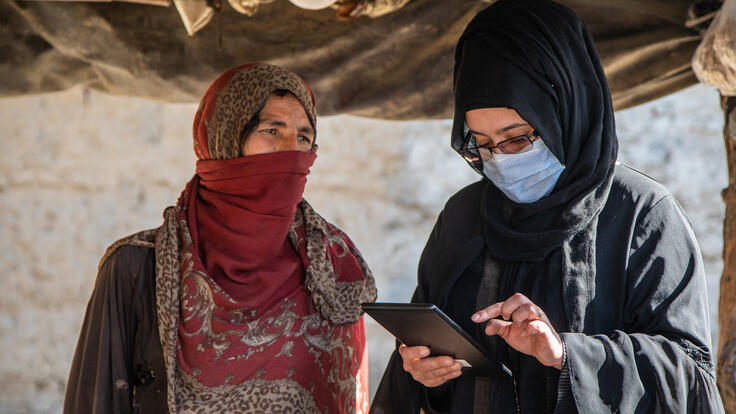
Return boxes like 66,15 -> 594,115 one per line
472,302 -> 503,323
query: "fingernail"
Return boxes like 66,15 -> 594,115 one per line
420,348 -> 429,356
471,314 -> 480,321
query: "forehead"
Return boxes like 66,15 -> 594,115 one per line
259,92 -> 310,123
465,107 -> 527,128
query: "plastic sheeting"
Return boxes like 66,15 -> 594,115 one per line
0,0 -> 716,118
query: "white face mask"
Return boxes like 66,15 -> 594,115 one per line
482,139 -> 565,203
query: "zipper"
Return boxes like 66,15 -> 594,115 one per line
512,375 -> 521,414
500,261 -> 521,414
505,344 -> 521,414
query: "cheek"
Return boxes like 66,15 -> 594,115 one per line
242,136 -> 275,156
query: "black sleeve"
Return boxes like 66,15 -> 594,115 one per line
63,245 -> 149,414
556,196 -> 725,413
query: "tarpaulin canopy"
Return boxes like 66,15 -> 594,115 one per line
0,0 -> 722,119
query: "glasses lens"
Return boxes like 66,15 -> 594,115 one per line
463,132 -> 494,161
477,146 -> 492,161
498,136 -> 533,154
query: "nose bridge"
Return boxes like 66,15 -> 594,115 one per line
276,128 -> 299,150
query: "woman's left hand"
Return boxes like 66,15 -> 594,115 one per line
472,293 -> 564,369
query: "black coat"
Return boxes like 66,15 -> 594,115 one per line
371,164 -> 724,413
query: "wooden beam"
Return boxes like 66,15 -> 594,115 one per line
719,93 -> 736,413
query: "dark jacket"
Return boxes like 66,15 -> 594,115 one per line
64,245 -> 169,414
371,164 -> 724,413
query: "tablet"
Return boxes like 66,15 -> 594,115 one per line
362,302 -> 511,377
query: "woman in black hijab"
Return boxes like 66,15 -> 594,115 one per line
371,0 -> 725,412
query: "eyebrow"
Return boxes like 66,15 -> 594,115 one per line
261,119 -> 315,136
468,122 -> 530,137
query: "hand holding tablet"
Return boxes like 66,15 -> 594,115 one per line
361,302 -> 512,380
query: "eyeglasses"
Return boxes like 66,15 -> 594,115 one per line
458,130 -> 541,167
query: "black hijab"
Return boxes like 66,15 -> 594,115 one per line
451,0 -> 619,336
452,0 -> 618,264
370,4 -> 621,412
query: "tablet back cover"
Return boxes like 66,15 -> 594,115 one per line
363,303 -> 511,377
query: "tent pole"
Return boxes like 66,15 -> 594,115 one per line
719,93 -> 736,413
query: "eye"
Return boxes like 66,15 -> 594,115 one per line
297,134 -> 313,144
259,128 -> 278,135
474,136 -> 492,149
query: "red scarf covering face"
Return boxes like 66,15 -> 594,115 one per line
151,63 -> 376,413
189,151 -> 315,313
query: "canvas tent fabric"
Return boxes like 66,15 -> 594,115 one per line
693,0 -> 736,95
171,0 -> 411,34
0,0 -> 720,119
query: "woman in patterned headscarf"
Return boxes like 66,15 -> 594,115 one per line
64,63 -> 376,414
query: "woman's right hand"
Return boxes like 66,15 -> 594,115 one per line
398,344 -> 462,387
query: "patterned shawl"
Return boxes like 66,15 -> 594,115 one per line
150,63 -> 375,413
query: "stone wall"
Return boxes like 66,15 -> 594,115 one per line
0,84 -> 725,413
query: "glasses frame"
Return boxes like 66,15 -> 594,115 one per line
482,130 -> 540,155
458,130 -> 541,170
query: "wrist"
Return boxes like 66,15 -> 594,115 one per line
552,339 -> 566,370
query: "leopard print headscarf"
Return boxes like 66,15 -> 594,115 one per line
192,63 -> 317,160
